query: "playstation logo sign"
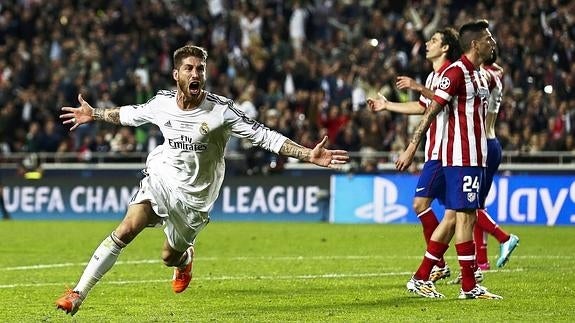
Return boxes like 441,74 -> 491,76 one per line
353,177 -> 408,223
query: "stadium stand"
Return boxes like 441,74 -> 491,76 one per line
0,0 -> 573,173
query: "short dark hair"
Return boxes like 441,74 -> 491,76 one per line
173,45 -> 208,69
459,19 -> 490,52
436,27 -> 461,62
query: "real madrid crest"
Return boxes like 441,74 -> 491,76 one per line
200,122 -> 209,135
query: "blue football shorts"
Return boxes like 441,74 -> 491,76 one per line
414,160 -> 446,205
443,166 -> 484,210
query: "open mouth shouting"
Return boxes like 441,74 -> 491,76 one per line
189,81 -> 201,95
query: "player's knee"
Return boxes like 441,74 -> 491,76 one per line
459,212 -> 477,227
412,201 -> 430,214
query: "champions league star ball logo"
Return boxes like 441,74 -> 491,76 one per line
200,122 -> 209,135
439,77 -> 450,90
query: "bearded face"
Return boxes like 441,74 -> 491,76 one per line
476,30 -> 496,65
174,56 -> 206,99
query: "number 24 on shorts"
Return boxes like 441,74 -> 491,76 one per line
462,175 -> 480,192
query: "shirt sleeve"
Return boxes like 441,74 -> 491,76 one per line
419,73 -> 434,108
486,69 -> 503,113
418,95 -> 428,109
432,67 -> 462,107
119,96 -> 157,127
224,103 -> 287,154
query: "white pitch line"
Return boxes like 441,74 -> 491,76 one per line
5,256 -> 417,271
0,268 -> 525,289
1,253 -> 572,272
0,254 -> 570,271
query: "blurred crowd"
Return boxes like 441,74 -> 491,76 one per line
0,0 -> 573,173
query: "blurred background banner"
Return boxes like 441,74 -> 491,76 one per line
4,166 -> 575,225
330,174 -> 575,226
0,169 -> 330,221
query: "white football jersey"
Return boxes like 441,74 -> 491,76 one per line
120,90 -> 288,212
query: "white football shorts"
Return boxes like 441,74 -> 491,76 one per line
130,173 -> 210,252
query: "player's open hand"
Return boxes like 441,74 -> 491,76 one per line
367,92 -> 388,112
310,136 -> 349,169
395,144 -> 416,172
396,76 -> 417,91
60,94 -> 95,131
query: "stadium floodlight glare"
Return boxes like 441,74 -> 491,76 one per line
369,39 -> 378,47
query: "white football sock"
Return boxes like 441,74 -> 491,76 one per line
74,233 -> 125,299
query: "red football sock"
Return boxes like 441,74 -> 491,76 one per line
456,241 -> 477,292
474,225 -> 488,265
417,208 -> 446,267
414,240 -> 449,281
476,209 -> 510,243
418,207 -> 439,243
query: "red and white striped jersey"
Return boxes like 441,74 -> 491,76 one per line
482,65 -> 503,114
433,55 -> 489,167
418,60 -> 451,162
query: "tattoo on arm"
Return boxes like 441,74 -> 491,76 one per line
93,108 -> 121,124
420,87 -> 435,100
279,139 -> 311,162
410,101 -> 443,146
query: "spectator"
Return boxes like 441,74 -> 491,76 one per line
38,119 -> 62,153
319,104 -> 349,141
0,0 -> 572,171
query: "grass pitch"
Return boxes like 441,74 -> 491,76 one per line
0,220 -> 574,322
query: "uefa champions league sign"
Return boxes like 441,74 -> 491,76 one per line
3,168 -> 575,225
0,170 -> 329,221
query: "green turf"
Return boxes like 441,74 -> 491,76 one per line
0,221 -> 573,322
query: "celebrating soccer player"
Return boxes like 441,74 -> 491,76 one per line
55,45 -> 349,316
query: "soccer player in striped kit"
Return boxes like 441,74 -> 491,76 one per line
55,45 -> 349,315
474,49 -> 520,270
370,29 -> 519,284
367,27 -> 461,283
396,20 -> 503,299
449,46 -> 520,285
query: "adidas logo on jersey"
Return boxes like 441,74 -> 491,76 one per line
164,120 -> 172,128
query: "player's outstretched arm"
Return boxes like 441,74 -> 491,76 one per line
278,136 -> 349,169
368,93 -> 424,115
60,94 -> 122,131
